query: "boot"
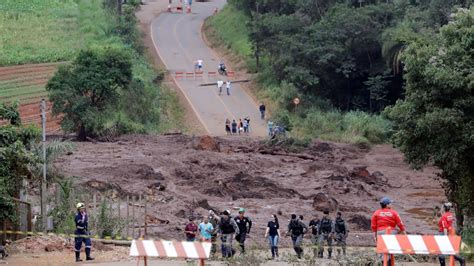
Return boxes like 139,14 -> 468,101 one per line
274,247 -> 279,258
75,251 -> 82,262
271,247 -> 275,259
85,248 -> 94,261
328,250 -> 332,259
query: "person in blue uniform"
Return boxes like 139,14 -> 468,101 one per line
74,202 -> 94,262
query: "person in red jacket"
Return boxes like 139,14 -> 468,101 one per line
371,197 -> 406,238
438,202 -> 465,266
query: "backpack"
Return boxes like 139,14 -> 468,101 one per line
290,220 -> 303,235
220,218 -> 235,234
335,218 -> 346,234
319,217 -> 332,234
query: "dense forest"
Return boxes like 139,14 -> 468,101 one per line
230,0 -> 471,113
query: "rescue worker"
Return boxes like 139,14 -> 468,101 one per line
334,212 -> 348,256
287,214 -> 308,259
438,202 -> 465,266
74,202 -> 94,262
371,197 -> 406,266
318,209 -> 334,259
234,208 -> 252,254
216,210 -> 239,258
208,210 -> 220,257
309,215 -> 320,257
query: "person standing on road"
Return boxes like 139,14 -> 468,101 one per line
287,213 -> 308,259
309,215 -> 320,258
238,119 -> 244,135
225,119 -> 231,135
195,59 -> 203,72
265,214 -> 280,259
231,119 -> 237,135
208,210 -> 220,257
226,80 -> 231,96
74,202 -> 94,262
199,217 -> 214,242
268,120 -> 274,136
217,80 -> 224,95
318,209 -> 334,259
259,103 -> 266,120
243,118 -> 249,134
184,217 -> 198,242
438,202 -> 465,266
371,197 -> 406,266
334,212 -> 348,256
216,210 -> 239,258
234,208 -> 252,254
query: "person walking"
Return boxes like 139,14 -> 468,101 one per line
208,210 -> 220,257
268,120 -> 274,136
199,217 -> 214,242
234,208 -> 252,254
438,202 -> 465,266
287,213 -> 308,259
317,209 -> 334,259
74,202 -> 94,262
226,80 -> 231,96
243,118 -> 249,134
217,80 -> 224,95
245,117 -> 251,133
238,119 -> 244,135
216,210 -> 239,258
259,103 -> 266,120
231,119 -> 237,135
371,197 -> 406,266
334,212 -> 348,256
225,119 -> 231,135
184,217 -> 198,242
309,215 -> 320,258
265,214 -> 280,259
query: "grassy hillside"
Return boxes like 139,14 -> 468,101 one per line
206,5 -> 392,145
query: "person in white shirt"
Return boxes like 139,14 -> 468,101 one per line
217,80 -> 224,95
226,80 -> 231,96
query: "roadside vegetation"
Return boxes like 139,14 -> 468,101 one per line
207,0 -> 473,246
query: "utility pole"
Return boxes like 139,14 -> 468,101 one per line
40,99 -> 47,232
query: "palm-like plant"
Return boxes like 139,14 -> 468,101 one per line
29,140 -> 74,183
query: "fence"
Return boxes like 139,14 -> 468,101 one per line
1,198 -> 32,242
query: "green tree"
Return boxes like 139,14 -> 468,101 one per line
47,47 -> 133,140
386,7 -> 474,224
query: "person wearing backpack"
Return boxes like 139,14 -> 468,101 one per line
309,215 -> 321,258
334,212 -> 348,256
287,214 -> 308,259
318,209 -> 334,259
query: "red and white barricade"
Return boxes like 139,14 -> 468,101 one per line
175,72 -> 184,79
227,71 -> 235,77
130,240 -> 211,265
377,231 -> 461,266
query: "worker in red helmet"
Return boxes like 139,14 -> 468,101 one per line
438,202 -> 465,266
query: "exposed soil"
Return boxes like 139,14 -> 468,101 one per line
54,134 -> 445,247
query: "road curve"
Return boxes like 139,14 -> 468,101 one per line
151,0 -> 267,136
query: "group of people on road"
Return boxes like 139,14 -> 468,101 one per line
217,79 -> 232,96
184,208 -> 252,258
225,117 -> 251,135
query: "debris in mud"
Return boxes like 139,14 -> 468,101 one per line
202,172 -> 302,200
194,135 -> 220,152
312,192 -> 338,212
348,214 -> 372,230
11,236 -> 72,253
145,214 -> 169,225
85,179 -> 125,198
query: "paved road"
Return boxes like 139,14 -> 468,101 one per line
151,0 -> 267,136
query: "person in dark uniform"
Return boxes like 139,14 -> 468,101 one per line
74,202 -> 94,262
309,215 -> 320,258
208,210 -> 220,257
215,210 -> 239,258
318,209 -> 334,259
334,212 -> 348,256
234,208 -> 252,254
287,213 -> 308,259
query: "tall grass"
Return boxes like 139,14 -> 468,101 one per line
205,3 -> 393,145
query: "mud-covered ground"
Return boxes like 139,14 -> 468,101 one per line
54,134 -> 444,247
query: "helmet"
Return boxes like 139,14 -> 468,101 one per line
76,202 -> 85,209
443,202 -> 453,209
380,197 -> 393,205
238,208 -> 245,213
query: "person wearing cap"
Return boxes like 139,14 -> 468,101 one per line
438,202 -> 465,266
208,210 -> 220,257
74,202 -> 94,262
287,213 -> 308,259
234,208 -> 252,254
371,197 -> 406,237
216,210 -> 239,258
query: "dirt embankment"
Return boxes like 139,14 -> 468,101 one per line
55,134 -> 445,247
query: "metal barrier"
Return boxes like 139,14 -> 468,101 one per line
207,71 -> 216,78
195,71 -> 203,79
175,72 -> 184,79
130,240 -> 211,266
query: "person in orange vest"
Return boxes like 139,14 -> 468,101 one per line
438,202 -> 465,266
